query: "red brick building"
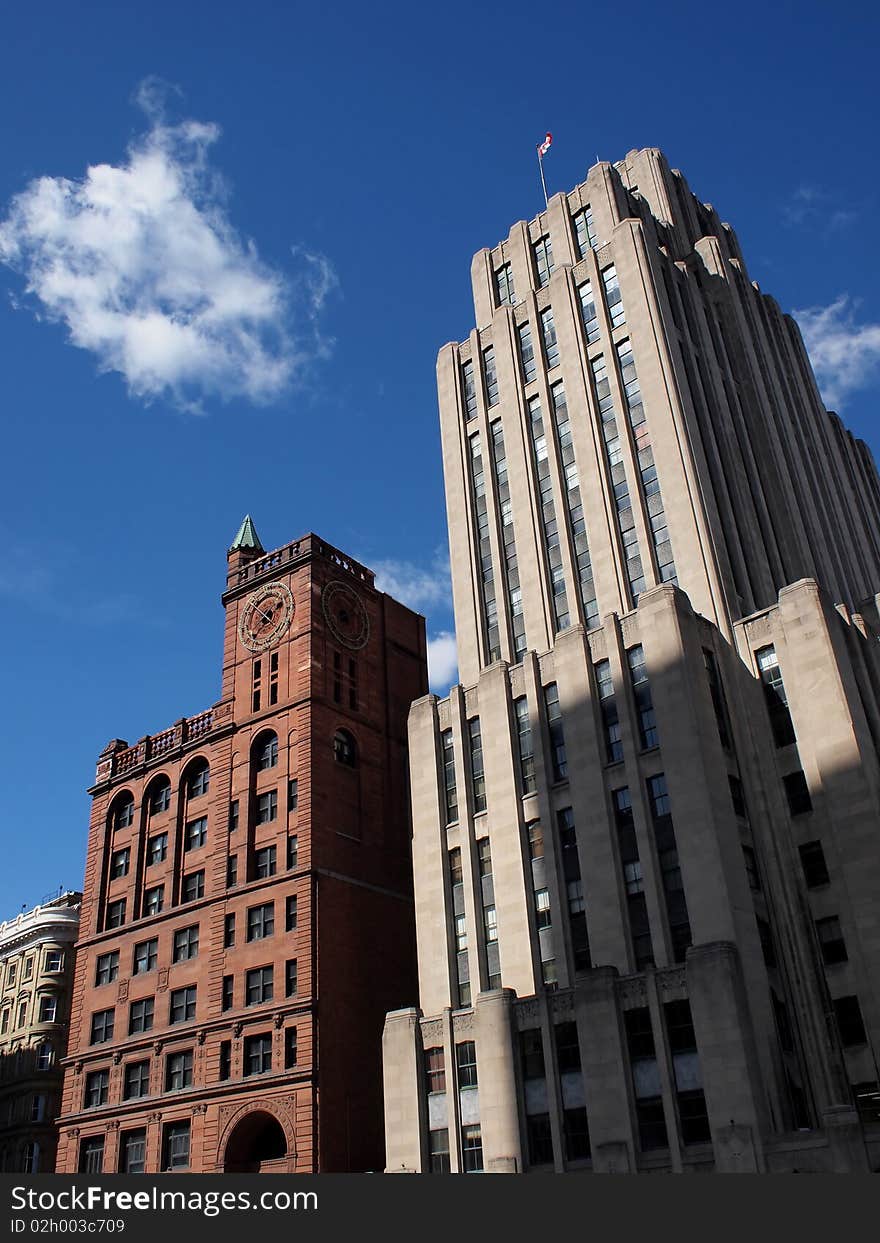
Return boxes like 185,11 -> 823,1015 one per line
55,521 -> 427,1173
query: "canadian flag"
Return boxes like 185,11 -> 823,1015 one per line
537,133 -> 552,157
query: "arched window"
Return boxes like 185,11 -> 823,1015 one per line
254,732 -> 279,772
333,729 -> 357,768
185,761 -> 210,799
111,793 -> 135,829
148,776 -> 172,815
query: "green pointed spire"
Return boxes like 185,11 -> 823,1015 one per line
229,514 -> 264,554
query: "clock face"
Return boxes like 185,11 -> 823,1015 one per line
322,581 -> 370,650
238,583 -> 295,653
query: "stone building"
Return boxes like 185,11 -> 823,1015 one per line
0,891 -> 81,1172
383,149 -> 880,1173
56,523 -> 426,1173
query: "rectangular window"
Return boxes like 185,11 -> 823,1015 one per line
572,206 -> 597,257
169,986 -> 196,1025
456,1040 -> 478,1089
256,790 -> 278,824
165,1049 -> 193,1091
95,951 -> 119,987
269,652 -> 279,706
816,916 -> 847,965
428,1128 -> 450,1174
462,359 -> 477,420
286,959 -> 298,997
105,899 -> 126,929
143,886 -> 163,916
543,682 -> 567,780
756,646 -> 796,747
119,1129 -> 146,1175
79,1137 -> 104,1174
45,950 -> 64,973
628,645 -> 658,749
150,783 -> 171,814
441,729 -> 458,823
254,846 -> 277,878
222,975 -> 233,1012
90,1009 -> 115,1045
468,717 -> 487,813
483,345 -> 499,407
742,844 -> 761,891
527,1113 -> 554,1166
540,306 -> 559,369
285,1028 -> 298,1069
287,834 -> 299,869
615,787 -> 653,969
799,840 -> 829,888
520,1028 -> 545,1079
729,774 -> 747,819
182,870 -> 205,902
287,779 -> 299,813
256,734 -> 278,771
518,321 -> 537,383
495,262 -> 515,307
647,773 -> 691,962
123,1061 -> 150,1100
219,1041 -> 232,1081
425,1046 -> 445,1093
128,996 -> 154,1035
247,903 -> 274,941
246,965 -> 274,1006
555,1021 -> 581,1073
564,1107 -> 591,1161
227,855 -> 238,887
229,801 -> 240,833
224,913 -> 236,948
784,770 -> 813,817
188,764 -> 210,800
514,697 -> 536,794
244,1033 -> 273,1076
533,236 -> 554,288
834,996 -> 867,1047
38,995 -> 57,1022
252,658 -> 262,712
461,1124 -> 484,1173
162,1122 -> 190,1171
703,648 -> 732,749
625,1007 -> 668,1151
285,894 -> 298,931
110,847 -> 130,879
602,264 -> 625,328
184,817 -> 207,850
172,925 -> 199,963
595,659 -> 623,763
578,280 -> 600,344
85,1069 -> 109,1108
146,833 -> 167,865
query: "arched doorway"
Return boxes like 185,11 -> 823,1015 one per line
223,1111 -> 290,1173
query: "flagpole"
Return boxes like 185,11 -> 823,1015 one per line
537,149 -> 549,209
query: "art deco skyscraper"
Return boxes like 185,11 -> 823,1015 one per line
383,149 -> 880,1173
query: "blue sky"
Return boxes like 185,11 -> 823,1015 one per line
1,0 -> 878,915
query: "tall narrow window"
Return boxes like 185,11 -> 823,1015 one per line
490,419 -> 526,659
543,682 -> 567,781
483,345 -> 499,407
591,353 -> 645,601
527,394 -> 569,631
578,280 -> 600,343
664,1000 -> 710,1145
550,382 -> 597,624
468,718 -> 486,813
703,649 -> 732,750
540,306 -> 559,369
627,645 -> 658,749
462,359 -> 477,420
595,659 -> 623,763
514,697 -> 537,794
441,729 -> 458,824
647,773 -> 691,961
614,788 -> 653,969
533,236 -> 554,288
572,205 -> 597,257
625,1008 -> 667,1151
518,321 -> 537,383
602,264 -> 625,328
558,808 -> 590,971
756,647 -> 796,747
468,433 -> 501,662
449,849 -> 469,1007
478,838 -> 501,988
252,659 -> 262,712
495,262 -> 515,307
268,652 -> 279,705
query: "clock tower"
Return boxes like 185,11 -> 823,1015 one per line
56,519 -> 428,1174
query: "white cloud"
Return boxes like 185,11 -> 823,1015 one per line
0,81 -> 336,409
372,551 -> 451,613
793,295 -> 880,410
427,631 -> 458,692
